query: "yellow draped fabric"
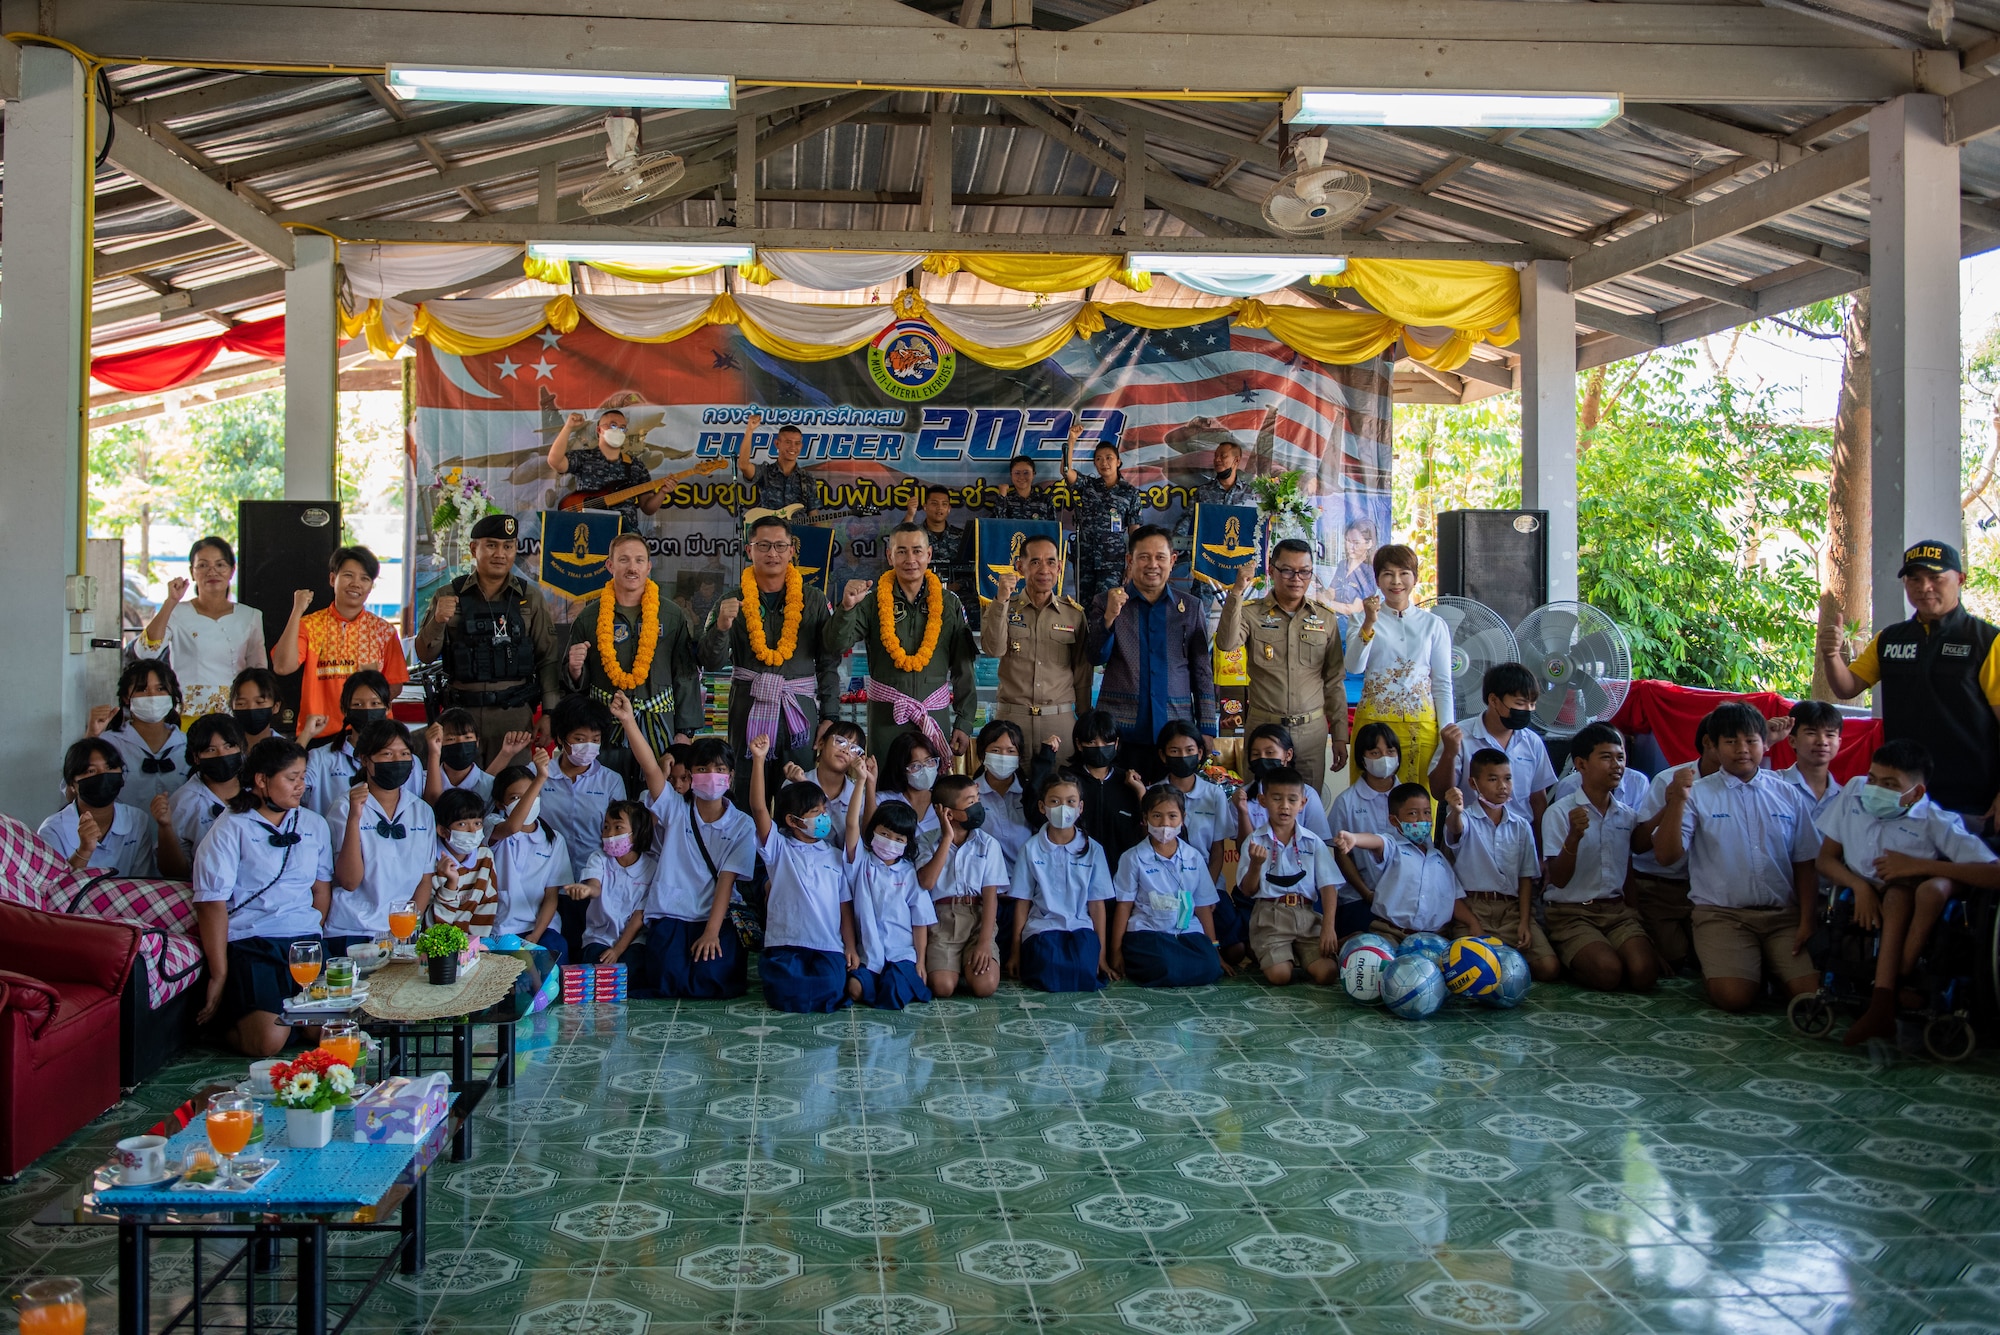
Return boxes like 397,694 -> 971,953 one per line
923,252 -> 1150,293
523,255 -> 729,286
1313,258 -> 1520,369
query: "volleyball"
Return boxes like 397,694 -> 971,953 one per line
1337,932 -> 1396,967
1442,937 -> 1503,999
1397,931 -> 1450,964
1482,945 -> 1533,1008
1382,954 -> 1446,1020
1340,940 -> 1396,1002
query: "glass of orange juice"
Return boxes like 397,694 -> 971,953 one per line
319,1019 -> 363,1074
206,1091 -> 256,1187
288,940 -> 323,1003
388,901 -> 418,950
17,1278 -> 84,1335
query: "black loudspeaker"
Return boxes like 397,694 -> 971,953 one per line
238,500 -> 343,729
1436,509 -> 1549,632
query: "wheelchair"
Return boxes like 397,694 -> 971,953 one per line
1788,881 -> 1999,1062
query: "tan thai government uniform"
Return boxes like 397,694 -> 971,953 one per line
980,590 -> 1094,759
1217,590 -> 1347,789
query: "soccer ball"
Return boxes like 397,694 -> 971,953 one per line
1341,940 -> 1396,1002
1481,945 -> 1533,1008
1397,931 -> 1450,964
1442,937 -> 1503,1000
1382,954 -> 1446,1020
1337,932 -> 1396,968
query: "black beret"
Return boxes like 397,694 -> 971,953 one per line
470,513 -> 518,541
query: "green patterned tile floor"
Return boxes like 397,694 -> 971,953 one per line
9,975 -> 2000,1334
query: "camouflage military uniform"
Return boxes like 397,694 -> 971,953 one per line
745,461 -> 819,518
1172,472 -> 1256,604
993,485 -> 1060,523
1071,475 -> 1147,610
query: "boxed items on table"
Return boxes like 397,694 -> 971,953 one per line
561,963 -> 629,1004
352,1073 -> 451,1145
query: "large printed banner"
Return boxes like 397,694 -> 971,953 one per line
411,313 -> 1393,626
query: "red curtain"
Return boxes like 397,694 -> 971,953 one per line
1611,679 -> 1880,782
90,315 -> 286,393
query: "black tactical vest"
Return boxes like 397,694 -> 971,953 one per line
446,578 -> 537,685
1875,606 -> 2000,815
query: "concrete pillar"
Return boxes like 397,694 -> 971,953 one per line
1519,259 -> 1579,604
1869,94 -> 1962,628
284,232 -> 340,499
0,46 -> 91,822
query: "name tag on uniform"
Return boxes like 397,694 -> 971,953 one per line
1009,610 -> 1026,626
1885,643 -> 1918,660
1943,642 -> 1971,658
1109,513 -> 1124,532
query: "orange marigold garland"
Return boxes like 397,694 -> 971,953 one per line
596,579 -> 660,690
742,566 -> 803,667
876,571 -> 944,673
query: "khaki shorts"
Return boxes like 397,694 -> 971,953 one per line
1249,897 -> 1324,970
1690,906 -> 1815,984
1628,870 -> 1694,963
1545,897 -> 1651,968
925,898 -> 993,975
1455,893 -> 1556,964
1368,919 -> 1406,945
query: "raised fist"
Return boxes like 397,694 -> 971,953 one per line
1669,766 -> 1697,798
1360,594 -> 1382,626
299,714 -> 328,740
841,579 -> 873,610
1103,587 -> 1129,622
292,589 -> 316,616
165,576 -> 190,604
86,705 -> 116,736
1332,831 -> 1356,854
717,597 -> 741,630
565,412 -> 586,431
1246,840 -> 1270,864
75,809 -> 102,853
1444,787 -> 1464,812
150,792 -> 171,824
1566,806 -> 1591,839
1439,723 -> 1464,749
995,570 -> 1019,603
748,733 -> 773,761
1232,565 -> 1253,596
566,643 -> 589,679
430,593 -> 458,624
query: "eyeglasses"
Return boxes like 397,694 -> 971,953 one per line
749,541 -> 793,554
1271,565 -> 1313,580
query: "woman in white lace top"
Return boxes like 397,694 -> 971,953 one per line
131,536 -> 269,720
1340,543 -> 1453,783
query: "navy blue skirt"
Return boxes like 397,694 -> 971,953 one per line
1121,930 -> 1223,988
1332,899 -> 1375,940
221,934 -> 323,1024
851,959 -> 933,1011
759,945 -> 851,1013
1211,892 -> 1251,950
1018,928 -> 1105,993
646,916 -> 748,999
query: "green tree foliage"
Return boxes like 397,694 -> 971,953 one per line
157,391 -> 288,547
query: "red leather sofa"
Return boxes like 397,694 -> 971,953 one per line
0,903 -> 140,1176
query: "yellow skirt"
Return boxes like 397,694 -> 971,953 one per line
1349,703 -> 1438,787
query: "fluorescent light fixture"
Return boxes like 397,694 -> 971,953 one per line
527,242 -> 756,268
1126,253 -> 1346,278
385,65 -> 733,109
1285,88 -> 1619,128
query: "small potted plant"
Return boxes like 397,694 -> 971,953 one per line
268,1048 -> 356,1149
415,922 -> 471,985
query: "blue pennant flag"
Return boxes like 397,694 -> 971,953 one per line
1191,504 -> 1263,589
974,519 -> 1064,604
791,524 -> 835,597
538,510 -> 622,600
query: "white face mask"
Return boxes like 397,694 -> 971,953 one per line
447,828 -> 482,856
907,763 -> 938,792
870,833 -> 907,863
601,426 -> 627,449
983,754 -> 1020,780
1364,755 -> 1400,779
1146,823 -> 1178,845
507,796 -> 541,826
567,742 -> 600,767
1044,803 -> 1080,830
129,695 -> 173,723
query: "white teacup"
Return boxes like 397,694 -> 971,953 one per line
115,1134 -> 167,1183
248,1059 -> 282,1098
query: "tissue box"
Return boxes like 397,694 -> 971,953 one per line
352,1073 -> 451,1144
560,964 -> 628,1004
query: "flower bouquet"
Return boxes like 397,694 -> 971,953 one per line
1251,469 -> 1319,544
429,466 -> 500,571
269,1048 -> 357,1149
415,921 -> 472,985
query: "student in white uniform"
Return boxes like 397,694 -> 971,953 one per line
572,799 -> 659,972
327,719 -> 435,956
1242,768 -> 1345,986
191,737 -> 332,1058
165,714 -> 247,867
1442,749 -> 1559,981
1630,712 -> 1725,973
747,734 -> 863,1012
92,660 -> 189,809
538,695 -> 630,957
875,731 -> 943,852
1428,661 -> 1558,837
926,774 -> 1010,999
423,707 -> 529,806
1109,784 -> 1225,988
1007,771 -> 1115,993
802,720 -> 866,843
1652,703 -> 1820,1013
972,719 -> 1032,869
1338,783 -> 1478,943
1326,722 -> 1404,912
1815,738 -> 2000,1045
229,667 -> 287,752
487,751 -> 573,963
1541,723 -> 1659,992
1775,700 -> 1844,822
1238,724 -> 1333,841
841,789 -> 950,1010
40,738 -> 165,877
301,670 -> 420,823
616,699 -> 759,1000
1155,720 -> 1234,875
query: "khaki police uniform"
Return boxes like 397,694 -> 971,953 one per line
980,589 -> 1094,759
1216,590 -> 1347,789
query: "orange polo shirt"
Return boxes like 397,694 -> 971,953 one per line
296,607 -> 408,737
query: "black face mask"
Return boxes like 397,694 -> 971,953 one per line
1248,756 -> 1287,778
198,753 -> 244,783
77,772 -> 124,807
960,802 -> 987,832
233,706 -> 274,733
1164,754 -> 1203,780
1502,707 -> 1535,732
1077,745 -> 1117,769
371,759 -> 415,790
347,707 -> 388,729
441,741 -> 480,772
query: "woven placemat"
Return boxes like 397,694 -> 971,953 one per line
361,954 -> 526,1023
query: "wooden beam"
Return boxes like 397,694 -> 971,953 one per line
1622,105 -> 1809,165
105,114 -> 296,267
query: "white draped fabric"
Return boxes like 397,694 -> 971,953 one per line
730,293 -> 897,346
572,294 -> 719,341
755,251 -> 924,292
340,244 -> 522,300
1163,270 -> 1315,297
925,299 -> 1083,349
